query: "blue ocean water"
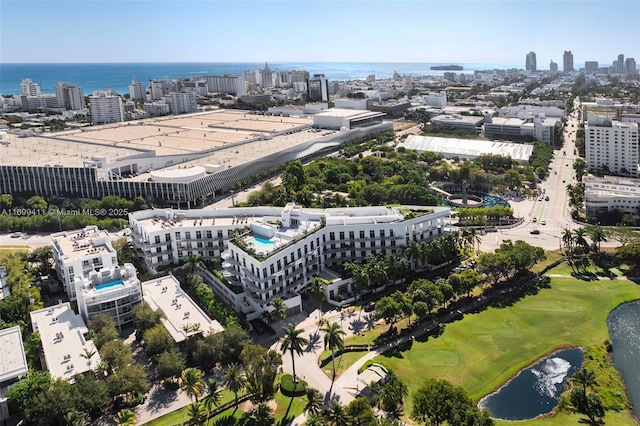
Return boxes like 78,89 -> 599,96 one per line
0,62 -> 521,95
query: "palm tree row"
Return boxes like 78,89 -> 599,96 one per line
562,225 -> 607,264
344,253 -> 408,309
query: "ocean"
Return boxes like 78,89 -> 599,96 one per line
0,62 -> 521,96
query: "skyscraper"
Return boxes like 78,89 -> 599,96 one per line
625,58 -> 637,75
549,60 -> 558,74
306,74 -> 329,102
526,52 -> 537,72
563,51 -> 574,73
20,78 -> 42,96
617,54 -> 625,74
55,82 -> 85,110
129,76 -> 147,102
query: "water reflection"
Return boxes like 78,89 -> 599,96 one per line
607,300 -> 640,419
479,347 -> 584,420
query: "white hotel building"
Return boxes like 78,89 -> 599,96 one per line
585,114 -> 639,177
129,204 -> 451,319
583,175 -> 640,221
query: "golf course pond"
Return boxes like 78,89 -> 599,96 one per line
607,300 -> 640,419
478,347 -> 584,420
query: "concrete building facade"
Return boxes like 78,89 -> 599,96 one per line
585,114 -> 639,176
584,175 -> 640,220
89,89 -> 124,124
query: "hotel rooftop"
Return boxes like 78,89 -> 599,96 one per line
141,275 -> 223,343
51,227 -> 115,264
30,303 -> 101,380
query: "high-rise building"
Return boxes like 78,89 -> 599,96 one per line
526,51 -> 537,72
563,51 -> 574,73
55,82 -> 85,110
585,114 -> 639,177
129,76 -> 146,102
20,78 -> 42,96
257,63 -> 273,90
169,92 -> 197,114
617,54 -> 625,74
89,89 -> 124,124
625,58 -> 637,75
585,61 -> 599,74
549,60 -> 558,73
204,75 -> 246,96
149,77 -> 170,101
306,74 -> 329,102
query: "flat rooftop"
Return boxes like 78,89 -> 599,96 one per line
0,109 -> 315,168
142,275 -> 223,343
51,226 -> 115,264
30,303 -> 101,379
0,326 -> 28,384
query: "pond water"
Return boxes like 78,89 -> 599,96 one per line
479,347 -> 584,420
607,300 -> 640,419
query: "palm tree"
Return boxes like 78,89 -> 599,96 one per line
405,241 -> 423,270
114,409 -> 136,426
572,367 -> 596,393
562,228 -> 574,258
304,387 -> 324,415
204,379 -> 223,418
184,254 -> 204,274
181,368 -> 206,402
248,402 -> 275,426
64,411 -> 88,426
308,276 -> 327,324
383,254 -> 404,287
573,228 -> 590,258
586,225 -> 607,255
344,262 -> 368,319
327,401 -> 349,426
269,297 -> 287,325
80,347 -> 96,369
321,322 -> 346,382
223,362 -> 245,412
280,323 -> 309,383
304,412 -> 327,426
186,402 -> 207,426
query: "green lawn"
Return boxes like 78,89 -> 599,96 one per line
143,389 -> 239,426
370,276 -> 640,425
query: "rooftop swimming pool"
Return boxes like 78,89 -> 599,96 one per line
249,236 -> 276,252
95,280 -> 125,291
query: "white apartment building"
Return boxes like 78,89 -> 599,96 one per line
55,82 -> 85,110
129,204 -> 451,318
0,326 -> 28,422
584,175 -> 640,220
20,78 -> 42,96
76,263 -> 142,330
169,92 -> 197,114
204,75 -> 246,96
89,89 -> 124,124
30,303 -> 101,380
426,91 -> 447,108
51,226 -> 119,301
149,78 -> 171,101
129,76 -> 147,102
144,101 -> 171,116
585,114 -> 639,176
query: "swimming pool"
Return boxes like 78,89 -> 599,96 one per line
249,236 -> 275,252
95,280 -> 125,291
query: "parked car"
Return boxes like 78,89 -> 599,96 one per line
530,229 -> 541,234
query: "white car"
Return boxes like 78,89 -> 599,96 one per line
541,220 -> 546,225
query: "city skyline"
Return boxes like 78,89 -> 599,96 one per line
1,0 -> 638,66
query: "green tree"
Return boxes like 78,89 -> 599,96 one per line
186,402 -> 207,426
269,297 -> 288,324
280,323 -> 309,383
27,378 -> 80,426
377,370 -> 408,414
143,323 -> 174,357
247,402 -> 275,426
184,254 -> 204,273
100,339 -> 133,373
181,368 -> 206,402
115,409 -> 137,426
132,301 -> 163,333
0,193 -> 13,209
204,380 -> 223,418
241,344 -> 282,403
88,313 -> 119,349
107,363 -> 149,399
321,322 -> 346,382
6,370 -> 52,417
26,195 -> 48,210
327,401 -> 349,426
304,387 -> 324,416
572,368 -> 596,394
308,276 -> 328,324
223,362 -> 245,411
156,348 -> 186,379
282,160 -> 307,192
64,411 -> 88,426
346,397 -> 375,426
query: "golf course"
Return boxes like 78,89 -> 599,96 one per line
348,264 -> 640,425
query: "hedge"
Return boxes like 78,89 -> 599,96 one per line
280,374 -> 308,397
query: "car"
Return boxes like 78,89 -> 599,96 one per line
562,179 -> 566,183
545,196 -> 549,201
532,218 -> 537,222
10,232 -> 21,238
541,220 -> 546,225
530,229 -> 541,234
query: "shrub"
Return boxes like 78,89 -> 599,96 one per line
163,378 -> 179,390
279,374 -> 308,397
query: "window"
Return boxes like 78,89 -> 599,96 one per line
154,235 -> 161,244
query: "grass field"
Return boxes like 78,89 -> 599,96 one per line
367,275 -> 640,425
0,245 -> 28,255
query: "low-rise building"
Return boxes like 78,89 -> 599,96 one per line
584,175 -> 640,221
76,264 -> 142,331
430,114 -> 484,134
30,303 -> 101,380
0,326 -> 28,422
141,275 -> 223,343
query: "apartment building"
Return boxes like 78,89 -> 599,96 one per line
55,82 -> 85,110
30,303 -> 101,380
129,204 -> 451,318
51,226 -> 119,301
169,92 -> 197,114
89,89 -> 124,124
129,76 -> 147,101
585,114 -> 639,176
76,263 -> 142,330
0,326 -> 28,422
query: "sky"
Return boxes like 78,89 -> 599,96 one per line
1,0 -> 638,65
